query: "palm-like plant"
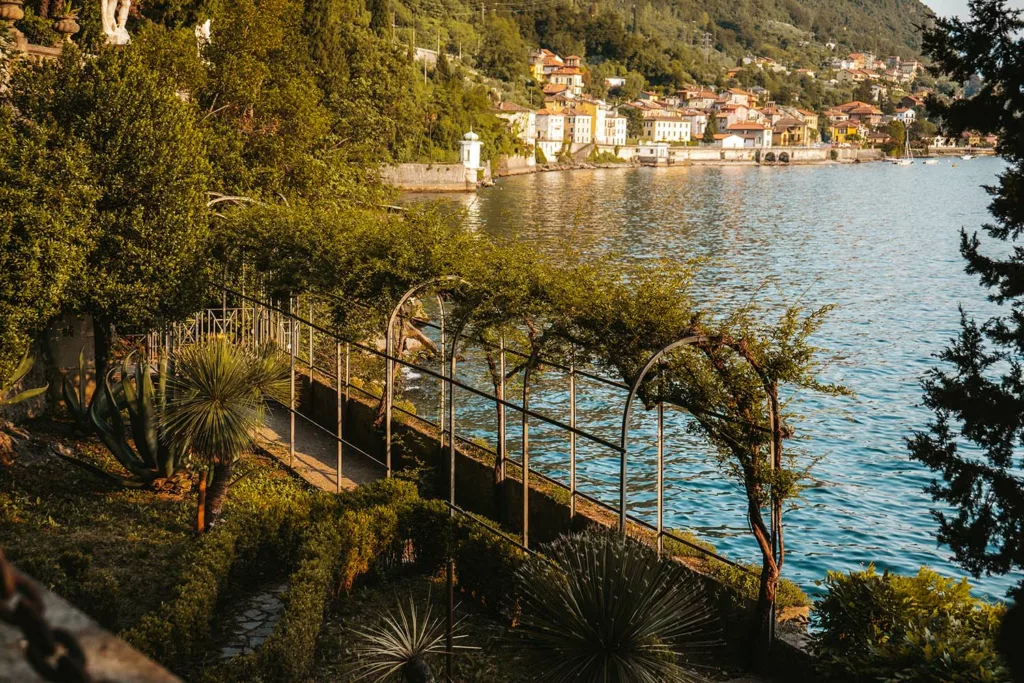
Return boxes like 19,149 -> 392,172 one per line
162,339 -> 288,532
352,595 -> 471,683
513,530 -> 718,683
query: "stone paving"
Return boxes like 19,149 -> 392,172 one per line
219,584 -> 287,659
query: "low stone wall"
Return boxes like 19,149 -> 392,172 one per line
596,143 -> 635,161
494,154 -> 536,177
380,163 -> 491,192
834,147 -> 883,162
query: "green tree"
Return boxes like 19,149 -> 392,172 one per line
0,111 -> 94,380
6,46 -> 212,381
619,70 -> 646,101
164,339 -> 288,532
907,0 -> 1024,605
703,112 -> 718,143
477,14 -> 527,83
885,119 -> 906,156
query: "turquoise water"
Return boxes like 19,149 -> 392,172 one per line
403,158 -> 1019,600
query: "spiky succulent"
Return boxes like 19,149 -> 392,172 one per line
1,350 -> 47,407
513,530 -> 718,683
351,595 -> 471,683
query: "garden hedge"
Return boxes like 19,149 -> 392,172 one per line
122,489 -> 313,665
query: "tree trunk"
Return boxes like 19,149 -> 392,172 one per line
92,315 -> 115,386
753,555 -> 779,668
39,0 -> 49,18
196,469 -> 207,535
204,461 -> 233,531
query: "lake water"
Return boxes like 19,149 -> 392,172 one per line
403,158 -> 1018,600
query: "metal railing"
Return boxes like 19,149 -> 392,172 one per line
145,284 -> 759,575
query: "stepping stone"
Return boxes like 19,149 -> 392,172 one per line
243,609 -> 265,620
249,636 -> 266,648
239,621 -> 262,631
220,647 -> 242,659
252,625 -> 275,638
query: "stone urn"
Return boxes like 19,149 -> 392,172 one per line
0,0 -> 25,26
53,13 -> 80,39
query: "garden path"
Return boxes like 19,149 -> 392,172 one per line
259,404 -> 383,491
218,583 -> 287,659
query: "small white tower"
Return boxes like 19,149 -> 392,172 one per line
460,129 -> 482,170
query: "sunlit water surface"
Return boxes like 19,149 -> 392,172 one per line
402,158 -> 1018,600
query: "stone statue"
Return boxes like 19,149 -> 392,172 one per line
100,0 -> 130,45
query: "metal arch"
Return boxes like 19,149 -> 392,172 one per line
384,276 -> 468,477
619,334 -> 782,646
618,335 -> 708,534
443,303 -> 482,683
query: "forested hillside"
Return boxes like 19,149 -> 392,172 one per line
394,0 -> 933,89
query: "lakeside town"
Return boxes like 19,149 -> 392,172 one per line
487,47 -> 998,166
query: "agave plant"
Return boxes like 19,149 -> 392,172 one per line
162,339 -> 288,532
1,350 -> 48,455
89,354 -> 187,484
61,349 -> 187,486
351,595 -> 472,683
1,350 -> 48,407
61,348 -> 94,431
513,530 -> 718,683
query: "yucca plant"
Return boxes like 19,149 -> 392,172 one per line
513,530 -> 718,683
351,595 -> 472,683
162,339 -> 288,532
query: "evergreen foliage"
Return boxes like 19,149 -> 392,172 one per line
5,45 -> 212,378
907,0 -> 1024,596
0,110 -> 93,379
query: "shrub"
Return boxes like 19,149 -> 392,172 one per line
123,483 -> 315,665
812,566 -> 1008,682
254,481 -> 413,681
513,529 -> 716,682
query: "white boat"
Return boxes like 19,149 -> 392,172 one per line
893,127 -> 914,165
923,159 -> 939,165
961,154 -> 975,160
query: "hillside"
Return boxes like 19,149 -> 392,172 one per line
393,0 -> 934,89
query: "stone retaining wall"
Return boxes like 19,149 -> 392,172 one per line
380,162 -> 491,192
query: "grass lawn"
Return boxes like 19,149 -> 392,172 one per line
0,416 -> 307,635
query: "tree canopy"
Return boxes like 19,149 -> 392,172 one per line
908,0 -> 1024,597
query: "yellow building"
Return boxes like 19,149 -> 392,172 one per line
797,109 -> 819,130
829,122 -> 862,144
771,118 -> 810,146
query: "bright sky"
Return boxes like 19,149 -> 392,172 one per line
925,0 -> 1024,17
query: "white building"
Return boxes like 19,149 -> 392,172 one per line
604,114 -> 628,146
637,141 -> 670,164
535,109 -> 566,160
495,101 -> 537,146
715,133 -> 745,148
894,107 -> 917,125
460,130 -> 482,169
566,111 -> 593,145
726,121 -> 772,147
641,116 -> 691,143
